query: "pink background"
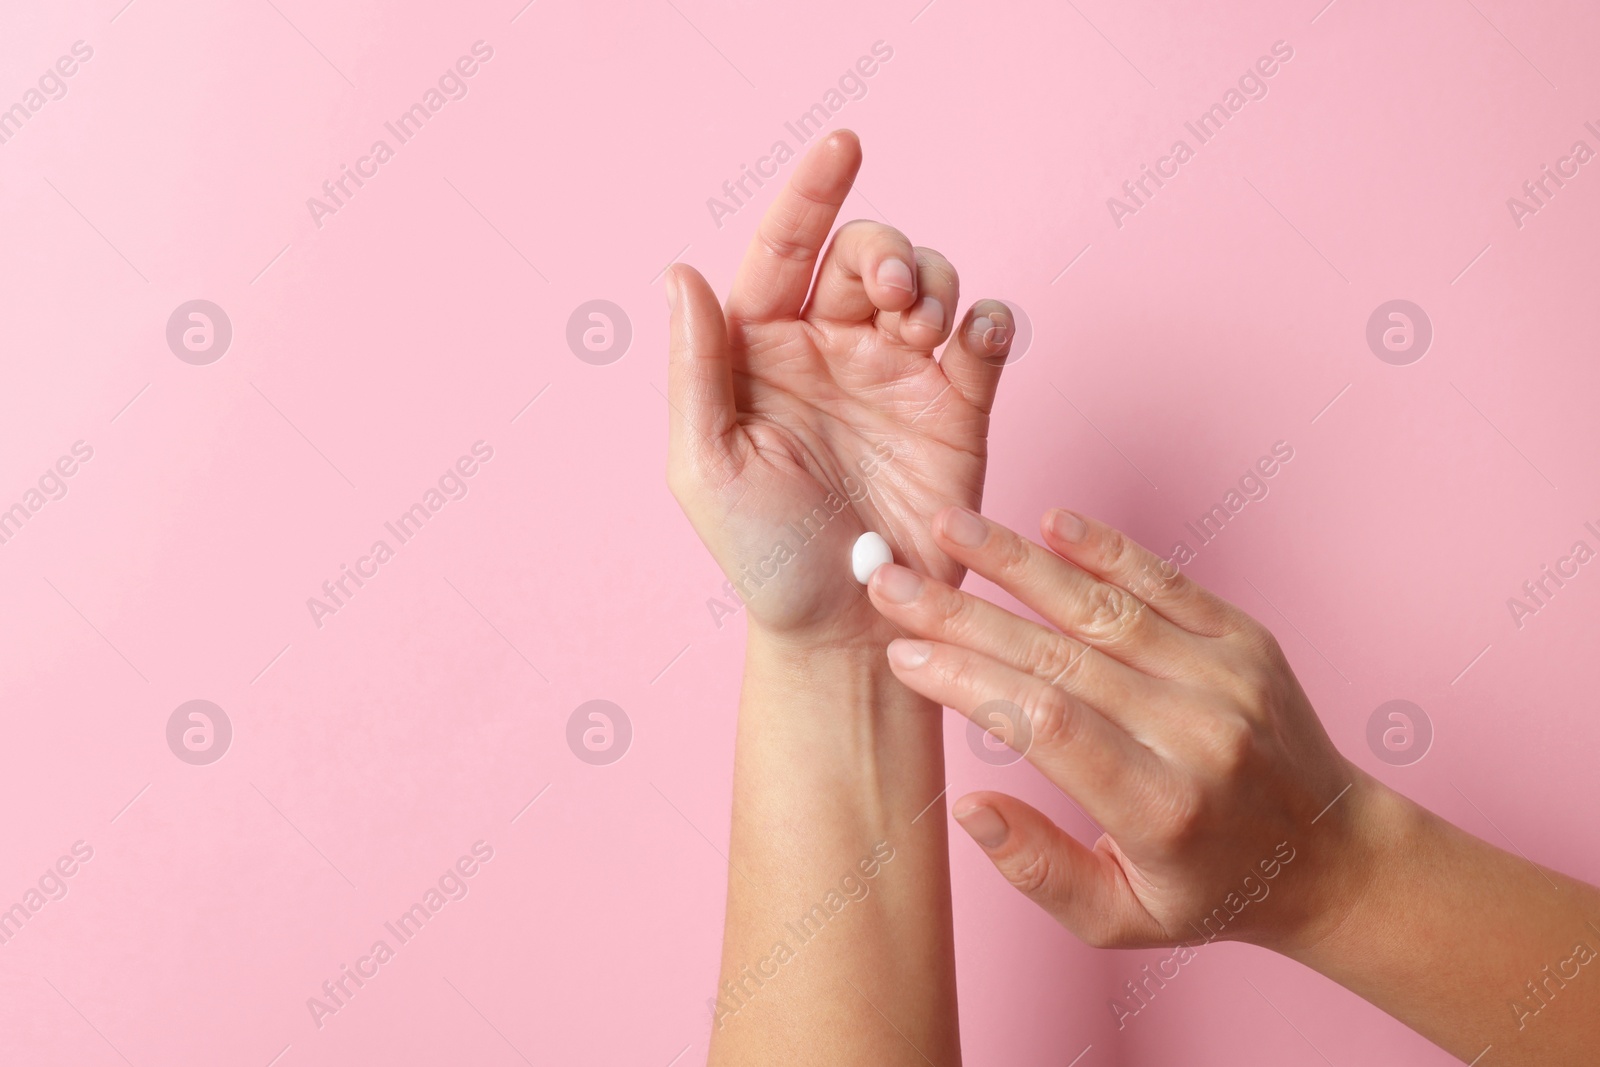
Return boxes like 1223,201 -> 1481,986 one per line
3,0 -> 1598,1063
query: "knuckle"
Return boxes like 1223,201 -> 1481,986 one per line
929,585 -> 976,637
992,531 -> 1033,577
1242,641 -> 1283,687
1195,713 -> 1258,772
1153,783 -> 1205,844
1031,632 -> 1088,689
1081,584 -> 1145,643
1233,620 -> 1287,670
872,222 -> 912,246
1222,665 -> 1272,713
757,227 -> 818,266
930,647 -> 973,693
1258,627 -> 1289,666
909,248 -> 959,306
1024,688 -> 1080,752
882,228 -> 915,256
840,219 -> 904,253
1002,847 -> 1054,897
914,245 -> 956,274
1198,640 -> 1274,714
924,259 -> 959,292
1214,602 -> 1254,638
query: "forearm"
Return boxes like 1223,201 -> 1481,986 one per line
1289,774 -> 1600,1064
707,627 -> 959,1065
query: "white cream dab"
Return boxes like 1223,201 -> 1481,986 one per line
851,531 -> 893,584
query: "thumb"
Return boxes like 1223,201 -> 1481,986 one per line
665,264 -> 737,474
953,791 -> 1155,948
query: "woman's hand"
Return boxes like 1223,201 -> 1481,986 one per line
675,132 -> 998,1063
867,505 -> 1387,954
666,131 -> 1015,646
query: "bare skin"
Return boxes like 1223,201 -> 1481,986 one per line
870,505 -> 1600,1065
667,129 -> 1013,1065
668,130 -> 1600,1066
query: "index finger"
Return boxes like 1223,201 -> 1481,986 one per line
725,130 -> 861,324
1040,509 -> 1248,638
932,507 -> 1205,678
885,637 -> 1167,835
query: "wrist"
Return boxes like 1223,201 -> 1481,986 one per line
742,617 -> 941,758
744,621 -> 936,711
1272,767 -> 1423,962
746,612 -> 894,660
742,594 -> 902,655
737,612 -> 948,837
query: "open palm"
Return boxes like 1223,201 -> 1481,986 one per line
666,131 -> 1015,641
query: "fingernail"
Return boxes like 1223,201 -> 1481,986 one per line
886,638 -> 932,669
873,563 -> 924,604
970,314 -> 1010,355
1049,509 -> 1087,543
940,507 -> 987,547
877,258 -> 915,293
908,296 -> 945,333
954,803 -> 1009,848
982,316 -> 1010,352
969,314 -> 994,346
665,271 -> 678,311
